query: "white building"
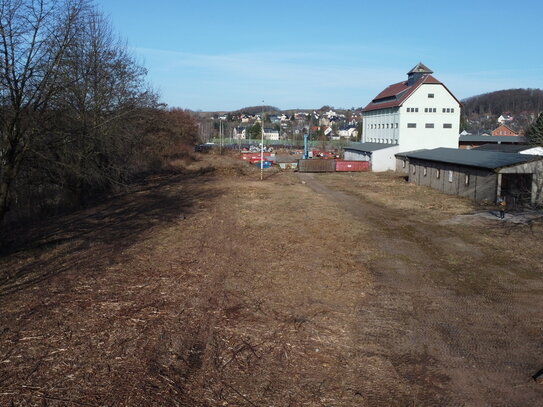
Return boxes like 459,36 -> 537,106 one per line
232,126 -> 246,140
361,63 -> 461,156
263,128 -> 280,140
344,143 -> 399,171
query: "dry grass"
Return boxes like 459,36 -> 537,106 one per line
1,156 -> 543,406
320,171 -> 477,217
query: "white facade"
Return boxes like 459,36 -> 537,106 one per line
344,145 -> 399,172
263,129 -> 279,140
232,127 -> 246,139
363,108 -> 400,145
363,83 -> 460,153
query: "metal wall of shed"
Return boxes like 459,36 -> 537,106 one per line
408,159 -> 497,202
396,158 -> 409,174
335,161 -> 370,172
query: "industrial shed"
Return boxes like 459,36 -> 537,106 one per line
343,143 -> 399,172
458,135 -> 528,149
396,148 -> 543,205
473,144 -> 543,156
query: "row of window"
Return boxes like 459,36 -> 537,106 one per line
402,161 -> 471,185
368,138 -> 396,144
369,123 -> 399,129
407,123 -> 453,129
406,107 -> 455,113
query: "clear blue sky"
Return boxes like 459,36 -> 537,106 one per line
96,0 -> 543,111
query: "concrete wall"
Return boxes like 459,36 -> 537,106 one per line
372,146 -> 399,171
398,83 -> 460,153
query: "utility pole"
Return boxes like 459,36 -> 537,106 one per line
261,100 -> 264,181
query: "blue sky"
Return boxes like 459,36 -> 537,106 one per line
96,0 -> 543,111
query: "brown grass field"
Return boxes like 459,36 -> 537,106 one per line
1,153 -> 543,406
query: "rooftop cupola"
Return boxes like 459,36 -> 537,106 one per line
407,62 -> 433,86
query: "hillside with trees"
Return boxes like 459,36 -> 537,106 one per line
461,89 -> 543,133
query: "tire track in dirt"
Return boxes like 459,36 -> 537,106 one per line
298,172 -> 543,406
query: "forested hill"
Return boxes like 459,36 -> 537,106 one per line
462,88 -> 543,116
233,105 -> 280,115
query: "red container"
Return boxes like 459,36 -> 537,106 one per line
335,160 -> 369,172
241,153 -> 271,161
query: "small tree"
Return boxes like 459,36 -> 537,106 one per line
247,122 -> 262,139
525,112 -> 543,145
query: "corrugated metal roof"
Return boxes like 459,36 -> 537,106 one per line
459,135 -> 528,143
473,144 -> 531,153
396,147 -> 542,170
344,142 -> 398,152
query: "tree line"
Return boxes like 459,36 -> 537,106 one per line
462,88 -> 543,117
0,0 -> 198,226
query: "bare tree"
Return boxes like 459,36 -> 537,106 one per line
0,0 -> 88,222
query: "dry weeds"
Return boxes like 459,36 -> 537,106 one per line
1,156 -> 543,406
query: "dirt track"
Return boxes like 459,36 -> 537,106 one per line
1,156 -> 543,406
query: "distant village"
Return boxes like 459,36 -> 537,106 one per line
196,63 -> 543,209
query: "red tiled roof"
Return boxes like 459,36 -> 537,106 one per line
362,74 -> 457,112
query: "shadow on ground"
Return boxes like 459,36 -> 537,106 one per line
0,167 -> 220,296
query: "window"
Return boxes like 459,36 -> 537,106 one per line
451,108 -> 455,113
436,169 -> 440,179
423,167 -> 427,176
425,123 -> 434,128
448,171 -> 453,183
407,123 -> 416,128
443,123 -> 452,128
402,159 -> 406,168
412,165 -> 416,174
395,123 -> 398,128
415,108 -> 419,112
428,93 -> 434,98
432,108 -> 436,112
465,174 -> 470,185
442,108 -> 446,113
424,108 -> 429,113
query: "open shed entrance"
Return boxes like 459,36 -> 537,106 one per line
501,173 -> 532,207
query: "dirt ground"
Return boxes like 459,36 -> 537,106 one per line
1,154 -> 543,406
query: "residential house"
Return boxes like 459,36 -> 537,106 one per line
338,126 -> 358,139
491,124 -> 518,137
498,114 -> 514,124
232,126 -> 247,140
263,128 -> 280,140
